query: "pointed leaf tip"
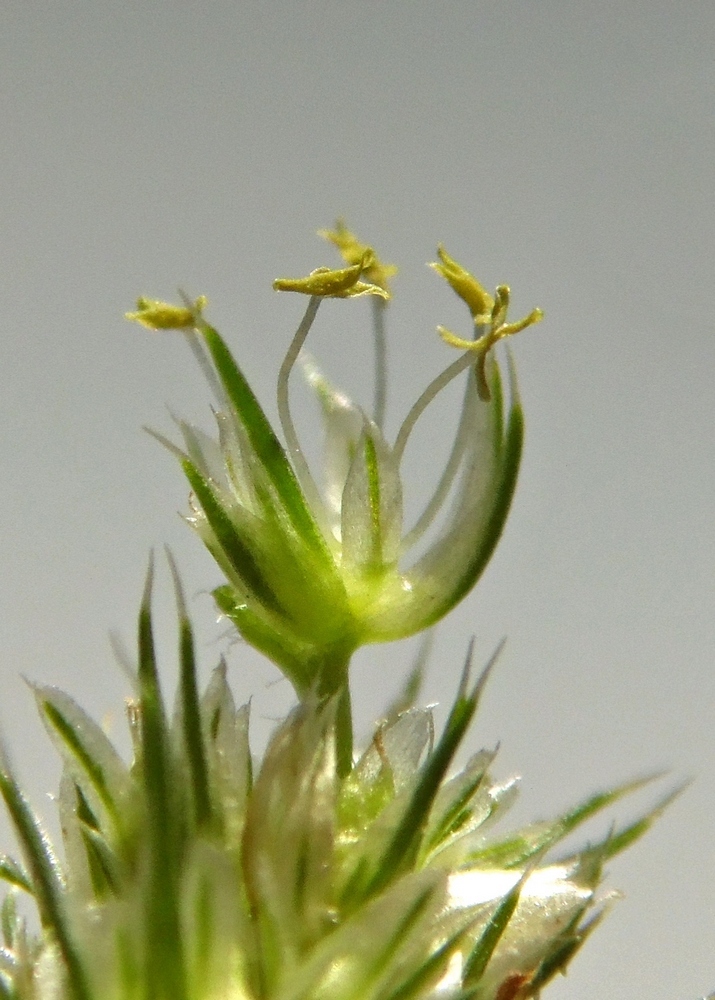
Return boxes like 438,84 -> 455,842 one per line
165,546 -> 188,622
141,551 -> 155,613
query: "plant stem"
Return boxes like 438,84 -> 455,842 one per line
335,683 -> 353,778
316,650 -> 354,778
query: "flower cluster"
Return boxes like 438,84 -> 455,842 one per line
0,563 -> 672,1000
0,224 -> 676,1000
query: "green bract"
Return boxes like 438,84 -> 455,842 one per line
128,235 -> 534,711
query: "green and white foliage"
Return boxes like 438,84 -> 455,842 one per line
0,569 -> 674,1000
0,227 -> 676,1000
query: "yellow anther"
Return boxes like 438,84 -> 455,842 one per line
125,295 -> 207,330
437,326 -> 483,352
430,246 -> 494,324
319,219 -> 397,294
492,285 -> 511,328
438,306 -> 543,356
273,252 -> 388,299
317,220 -> 367,267
497,307 -> 544,339
434,250 -> 543,402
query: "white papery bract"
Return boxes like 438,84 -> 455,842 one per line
299,351 -> 519,642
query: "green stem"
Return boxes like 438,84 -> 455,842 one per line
315,650 -> 354,778
335,683 -> 353,778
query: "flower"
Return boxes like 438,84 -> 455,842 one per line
125,232 -> 539,716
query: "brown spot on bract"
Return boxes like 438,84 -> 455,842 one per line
495,972 -> 531,1000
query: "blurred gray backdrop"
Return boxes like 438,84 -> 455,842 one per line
1,2 -> 713,997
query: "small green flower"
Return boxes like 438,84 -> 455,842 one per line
126,232 -> 538,724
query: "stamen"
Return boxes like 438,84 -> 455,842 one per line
372,297 -> 388,431
438,305 -> 542,401
400,377 -> 472,551
392,351 -> 475,464
176,291 -> 228,410
276,296 -> 333,532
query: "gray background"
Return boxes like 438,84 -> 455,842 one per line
1,2 -> 713,997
